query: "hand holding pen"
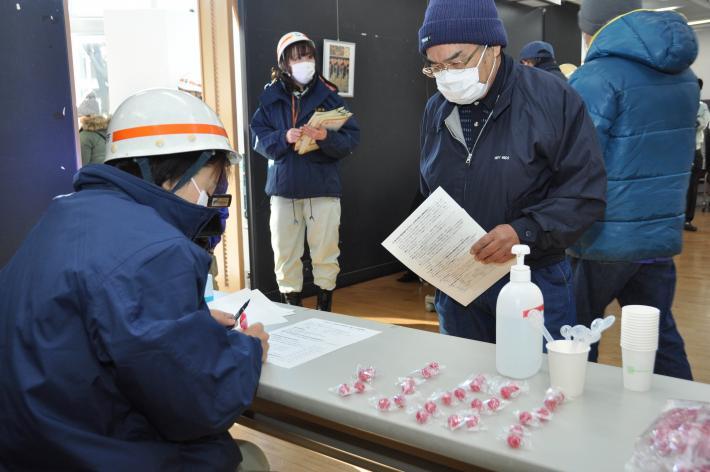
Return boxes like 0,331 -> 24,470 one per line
234,300 -> 269,362
209,299 -> 269,363
234,299 -> 250,331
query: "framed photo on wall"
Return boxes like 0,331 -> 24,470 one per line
322,39 -> 356,98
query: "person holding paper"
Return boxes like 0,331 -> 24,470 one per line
417,0 -> 606,343
0,90 -> 269,471
250,32 -> 360,311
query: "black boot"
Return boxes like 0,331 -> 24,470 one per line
280,292 -> 303,306
684,221 -> 698,232
316,289 -> 333,312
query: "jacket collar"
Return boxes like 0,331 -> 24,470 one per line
73,164 -> 218,241
490,54 -> 516,120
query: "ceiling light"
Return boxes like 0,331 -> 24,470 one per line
688,18 -> 710,25
655,6 -> 681,11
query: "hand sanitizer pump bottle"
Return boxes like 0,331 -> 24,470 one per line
495,245 -> 544,379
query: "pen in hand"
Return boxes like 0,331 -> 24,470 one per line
234,299 -> 250,331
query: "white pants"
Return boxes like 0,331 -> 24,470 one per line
270,196 -> 341,293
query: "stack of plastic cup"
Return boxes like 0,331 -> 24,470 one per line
620,305 -> 659,392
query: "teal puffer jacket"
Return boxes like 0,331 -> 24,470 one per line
569,10 -> 699,261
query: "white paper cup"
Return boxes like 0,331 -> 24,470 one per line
621,332 -> 659,341
621,328 -> 659,335
622,305 -> 660,316
621,347 -> 656,392
621,305 -> 660,325
621,323 -> 659,332
621,339 -> 658,351
622,328 -> 658,335
547,340 -> 590,398
621,341 -> 658,351
621,305 -> 659,352
620,331 -> 659,342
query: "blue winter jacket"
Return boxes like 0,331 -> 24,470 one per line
250,77 -> 360,198
421,54 -> 606,269
0,165 -> 262,471
568,10 -> 699,261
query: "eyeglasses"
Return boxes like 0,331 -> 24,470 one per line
422,47 -> 481,78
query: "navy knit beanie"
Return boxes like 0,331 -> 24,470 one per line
418,0 -> 508,54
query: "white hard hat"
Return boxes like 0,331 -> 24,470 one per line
105,89 -> 236,163
276,31 -> 315,62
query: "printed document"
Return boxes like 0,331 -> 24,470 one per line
382,187 -> 512,306
267,318 -> 380,369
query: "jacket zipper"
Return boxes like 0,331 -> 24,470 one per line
444,101 -> 498,166
466,100 -> 498,165
447,95 -> 501,201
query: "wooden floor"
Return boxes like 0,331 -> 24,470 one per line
305,211 -> 710,384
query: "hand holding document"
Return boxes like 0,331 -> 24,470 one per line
294,107 -> 353,155
382,187 -> 513,306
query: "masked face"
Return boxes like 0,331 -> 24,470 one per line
291,60 -> 316,85
434,46 -> 496,105
191,178 -> 209,207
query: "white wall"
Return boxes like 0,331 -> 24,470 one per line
693,26 -> 710,100
103,8 -> 200,113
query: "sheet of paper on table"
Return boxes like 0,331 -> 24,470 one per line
266,318 -> 381,369
382,186 -> 513,306
208,288 -> 293,327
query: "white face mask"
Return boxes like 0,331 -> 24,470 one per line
191,178 -> 209,207
291,61 -> 316,85
434,46 -> 495,105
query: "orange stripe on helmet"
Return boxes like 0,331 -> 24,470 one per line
112,124 -> 227,142
278,34 -> 296,49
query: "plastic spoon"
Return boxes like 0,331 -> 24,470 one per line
528,310 -> 555,344
570,325 -> 595,344
560,325 -> 573,340
589,315 -> 616,343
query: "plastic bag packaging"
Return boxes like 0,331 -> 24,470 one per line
485,377 -> 530,400
443,411 -> 485,432
431,389 -> 467,408
330,364 -> 378,397
469,396 -> 510,415
462,373 -> 489,393
370,393 -> 420,412
410,361 -> 445,381
329,380 -> 371,397
409,398 -> 444,425
515,409 -> 551,428
626,399 -> 710,472
396,376 -> 423,395
542,387 -> 566,412
356,365 -> 377,383
499,424 -> 533,450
